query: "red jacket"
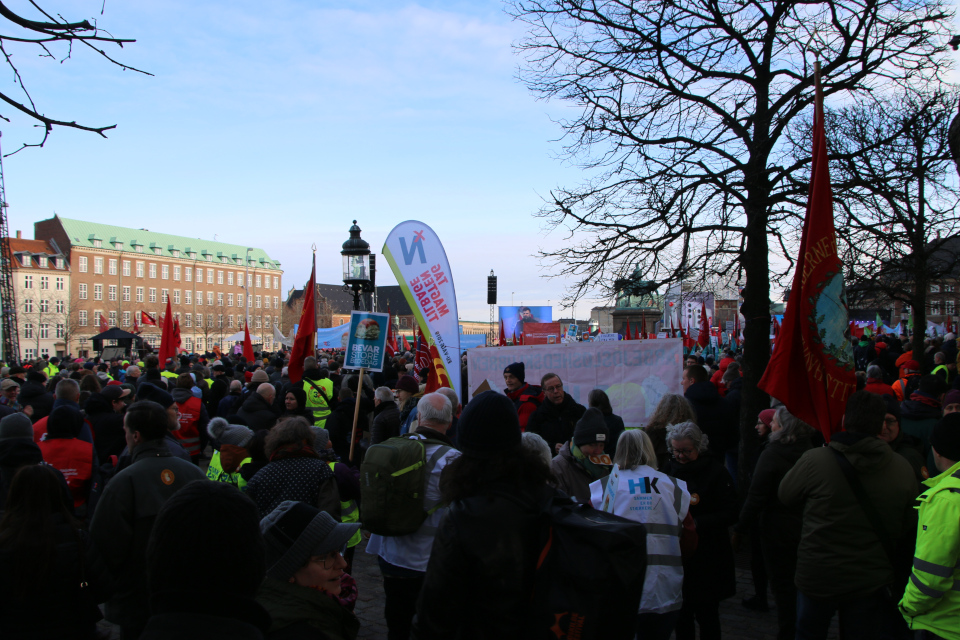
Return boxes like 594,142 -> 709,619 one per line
38,438 -> 94,507
506,383 -> 543,431
175,395 -> 203,458
863,378 -> 895,397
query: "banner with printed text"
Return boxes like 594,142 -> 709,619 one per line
343,311 -> 390,372
382,221 -> 461,398
467,339 -> 683,429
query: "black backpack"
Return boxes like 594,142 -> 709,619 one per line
529,497 -> 647,640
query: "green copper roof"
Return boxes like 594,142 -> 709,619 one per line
53,216 -> 282,270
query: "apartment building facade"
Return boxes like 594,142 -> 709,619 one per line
5,236 -> 71,360
32,216 -> 283,357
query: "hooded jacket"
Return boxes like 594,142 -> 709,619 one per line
526,393 -> 586,455
779,432 -> 919,599
16,373 -> 53,423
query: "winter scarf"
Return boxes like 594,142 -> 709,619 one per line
571,443 -> 613,480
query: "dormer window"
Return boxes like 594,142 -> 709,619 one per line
172,250 -> 180,258
38,256 -> 48,268
188,252 -> 196,259
235,258 -> 242,265
93,239 -> 102,248
55,258 -> 64,269
153,247 -> 161,256
18,254 -> 31,267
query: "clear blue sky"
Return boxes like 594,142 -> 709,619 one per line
2,0 -> 603,321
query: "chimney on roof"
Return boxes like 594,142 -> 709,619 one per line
15,230 -> 20,239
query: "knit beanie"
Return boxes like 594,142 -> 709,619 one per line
252,370 -> 270,384
138,382 -> 175,409
931,413 -> 960,462
504,362 -> 525,383
46,406 -> 84,439
758,409 -> 776,429
260,501 -> 361,581
0,413 -> 34,441
147,480 -> 266,597
943,390 -> 960,407
457,390 -> 521,459
395,375 -> 419,394
311,427 -> 331,452
573,408 -> 609,447
207,417 -> 254,448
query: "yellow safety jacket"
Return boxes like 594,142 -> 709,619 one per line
303,378 -> 334,427
899,460 -> 960,640
329,461 -> 361,548
43,363 -> 58,380
161,370 -> 179,382
206,450 -> 252,491
932,364 -> 951,385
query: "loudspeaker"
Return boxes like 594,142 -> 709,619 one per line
487,275 -> 497,305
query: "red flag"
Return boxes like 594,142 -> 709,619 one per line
133,313 -> 140,334
670,313 -> 676,339
415,327 -> 431,378
512,329 -> 518,345
173,318 -> 182,350
140,310 -> 157,327
623,322 -> 631,340
288,256 -> 317,383
401,334 -> 411,353
158,297 -> 176,364
499,318 -> 507,346
385,307 -> 397,360
98,313 -> 109,333
697,300 -> 710,348
424,344 -> 450,393
634,323 -> 641,340
733,312 -> 740,348
243,321 -> 254,361
758,68 -> 855,441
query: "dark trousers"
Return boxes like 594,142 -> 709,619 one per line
749,523 -> 769,603
675,597 -> 721,640
379,557 -> 425,640
796,589 -> 888,640
763,538 -> 798,640
637,610 -> 681,640
120,623 -> 145,640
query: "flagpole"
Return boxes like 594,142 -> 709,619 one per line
311,245 -> 318,358
349,367 -> 365,462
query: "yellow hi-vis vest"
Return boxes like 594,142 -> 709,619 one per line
329,461 -> 362,548
206,450 -> 252,491
303,378 -> 334,427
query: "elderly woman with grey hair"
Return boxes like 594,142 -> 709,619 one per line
733,405 -> 813,640
643,394 -> 698,469
663,421 -> 738,640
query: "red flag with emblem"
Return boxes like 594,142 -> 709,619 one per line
288,255 -> 317,384
415,327 -> 431,379
98,313 -> 109,332
140,310 -> 157,327
758,66 -> 856,441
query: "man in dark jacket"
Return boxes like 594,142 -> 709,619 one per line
882,396 -> 928,483
526,373 -> 586,455
683,364 -> 736,456
86,386 -> 131,462
218,379 -> 244,418
901,374 -> 946,473
89,400 -> 206,640
371,386 -> 401,444
205,364 -> 229,417
237,384 -> 279,432
16,370 -> 53,422
780,391 -> 918,639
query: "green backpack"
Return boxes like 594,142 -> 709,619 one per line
359,435 -> 453,536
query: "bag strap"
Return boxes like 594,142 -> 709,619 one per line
304,378 -> 330,405
830,448 -> 897,567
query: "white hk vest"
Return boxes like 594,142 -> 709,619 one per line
590,464 -> 690,614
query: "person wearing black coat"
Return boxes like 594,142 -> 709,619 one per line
17,370 -> 53,423
237,387 -> 280,433
218,383 -> 243,419
734,407 -> 812,640
526,374 -> 586,455
664,421 -> 738,640
85,390 -> 127,462
587,388 -> 624,456
371,388 -> 401,444
682,365 -> 736,457
279,384 -> 314,423
326,388 -> 366,466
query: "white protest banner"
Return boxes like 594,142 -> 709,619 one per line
467,339 -> 683,429
596,333 -> 620,342
382,221 -> 461,397
315,324 -> 350,350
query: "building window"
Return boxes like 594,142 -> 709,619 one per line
108,311 -> 117,326
931,301 -> 941,315
946,284 -> 956,293
273,296 -> 279,310
273,277 -> 279,289
39,324 -> 49,339
122,260 -> 131,277
109,259 -> 117,275
185,267 -> 192,282
255,295 -> 261,309
153,247 -> 161,256
196,269 -> 203,284
149,263 -> 157,279
185,290 -> 192,305
38,299 -> 48,313
172,250 -> 180,258
255,316 -> 262,329
196,291 -> 203,306
237,294 -> 244,309
173,290 -> 181,304
56,258 -> 64,269
78,284 -> 87,300
55,300 -> 64,313
23,348 -> 36,359
217,270 -> 224,284
237,314 -> 244,327
94,284 -> 103,301
948,300 -> 956,315
247,274 -> 253,288
173,265 -> 180,281
265,316 -> 271,328
196,313 -> 203,328
149,288 -> 157,303
108,285 -> 117,301
162,265 -> 169,280
256,275 -> 262,288
207,268 -> 214,283
161,289 -> 168,303
903,303 -> 911,314
136,262 -> 145,278
56,323 -> 64,338
185,337 -> 193,350
23,324 -> 33,339
123,311 -> 131,327
136,287 -> 144,303
228,315 -> 234,328
931,284 -> 940,293
123,286 -> 131,302
184,314 -> 192,328
79,256 -> 87,273
79,311 -> 87,326
135,244 -> 143,253
92,239 -> 102,248
94,257 -> 103,274
217,314 -> 223,328
196,337 -> 203,351
207,313 -> 213,328
227,271 -> 234,286
23,275 -> 32,289
38,276 -> 48,291
228,293 -> 234,307
37,256 -> 48,268
207,291 -> 214,306
55,277 -> 64,291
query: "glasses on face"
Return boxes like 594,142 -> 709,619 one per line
544,383 -> 563,393
673,448 -> 697,457
883,417 -> 898,427
313,548 -> 346,570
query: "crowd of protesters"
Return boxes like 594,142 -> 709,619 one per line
0,330 -> 955,640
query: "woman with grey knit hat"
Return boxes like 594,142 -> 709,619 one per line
256,500 -> 361,640
206,417 -> 255,490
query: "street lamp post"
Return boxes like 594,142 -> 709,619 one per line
341,221 -> 372,311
